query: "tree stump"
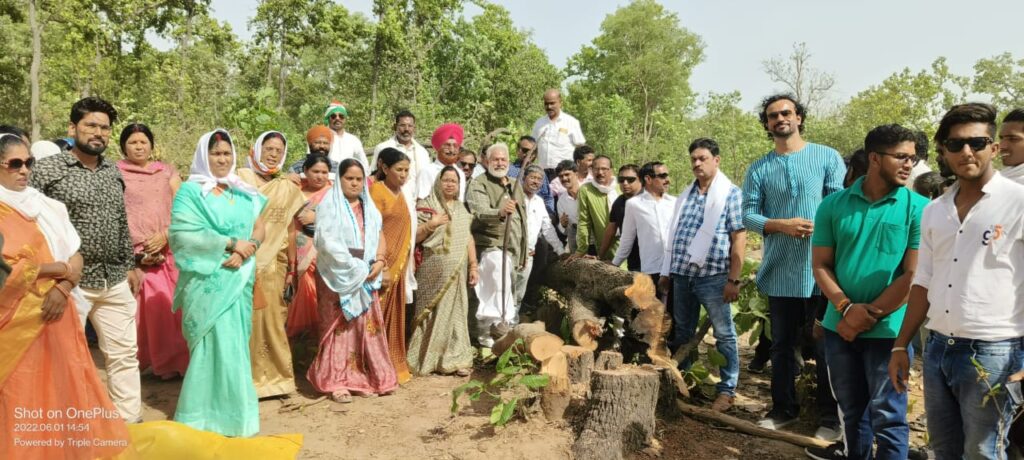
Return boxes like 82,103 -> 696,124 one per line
645,365 -> 684,420
595,350 -> 623,371
562,345 -> 595,392
539,352 -> 571,421
491,321 -> 564,361
572,367 -> 660,460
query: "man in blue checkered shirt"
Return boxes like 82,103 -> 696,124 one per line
658,137 -> 746,413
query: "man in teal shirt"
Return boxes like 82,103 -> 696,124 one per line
807,124 -> 928,460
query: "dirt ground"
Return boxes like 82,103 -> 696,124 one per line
93,330 -> 928,460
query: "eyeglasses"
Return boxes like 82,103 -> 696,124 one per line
653,172 -> 670,180
1,157 -> 35,170
617,176 -> 638,184
79,122 -> 112,134
459,161 -> 476,168
941,137 -> 992,154
518,146 -> 533,153
767,110 -> 794,120
876,152 -> 918,164
329,113 -> 345,120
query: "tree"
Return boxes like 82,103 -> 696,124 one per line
762,42 -> 835,111
973,52 -> 1024,110
566,0 -> 704,159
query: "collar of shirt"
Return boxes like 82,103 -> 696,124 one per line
848,176 -> 903,205
60,151 -> 112,170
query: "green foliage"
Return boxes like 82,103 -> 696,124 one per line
733,258 -> 771,342
450,339 -> 549,427
973,53 -> 1024,109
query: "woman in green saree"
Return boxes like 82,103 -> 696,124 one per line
170,129 -> 267,437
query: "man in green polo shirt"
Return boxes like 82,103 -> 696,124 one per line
805,124 -> 929,460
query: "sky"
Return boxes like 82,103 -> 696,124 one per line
208,0 -> 1024,110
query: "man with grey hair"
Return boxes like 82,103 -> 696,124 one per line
467,143 -> 529,349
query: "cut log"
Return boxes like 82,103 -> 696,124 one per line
595,350 -> 623,371
676,400 -> 832,449
541,258 -> 651,316
644,365 -> 683,419
539,352 -> 570,421
561,345 -> 594,397
491,321 -> 564,362
572,367 -> 660,460
567,295 -> 602,350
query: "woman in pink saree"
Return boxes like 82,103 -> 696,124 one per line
287,154 -> 332,337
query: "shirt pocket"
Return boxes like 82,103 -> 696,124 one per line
877,222 -> 908,255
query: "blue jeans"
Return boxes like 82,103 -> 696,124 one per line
769,295 -> 838,424
824,330 -> 910,460
924,332 -> 1024,460
669,273 -> 739,396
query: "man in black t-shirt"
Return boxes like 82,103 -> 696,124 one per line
598,164 -> 642,269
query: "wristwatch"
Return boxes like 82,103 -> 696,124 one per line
727,278 -> 741,285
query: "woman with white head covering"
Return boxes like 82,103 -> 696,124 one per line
236,131 -> 305,399
171,129 -> 266,437
308,158 -> 397,403
0,133 -> 131,458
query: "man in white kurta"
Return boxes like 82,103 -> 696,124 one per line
532,89 -> 585,173
323,101 -> 369,171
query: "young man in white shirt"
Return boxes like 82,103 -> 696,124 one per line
999,108 -> 1024,184
555,160 -> 581,254
613,161 -> 676,283
532,89 -> 585,177
889,103 -> 1024,460
323,101 -> 369,171
515,165 -> 566,310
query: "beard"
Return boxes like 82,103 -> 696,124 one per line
487,165 -> 508,178
77,140 -> 107,156
310,146 -> 330,156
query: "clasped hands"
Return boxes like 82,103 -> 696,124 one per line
836,303 -> 884,341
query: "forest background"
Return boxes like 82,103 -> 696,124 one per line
2,0 -> 1023,188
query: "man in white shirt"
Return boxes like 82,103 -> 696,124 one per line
613,161 -> 676,282
323,101 -> 369,171
999,108 -> 1024,184
907,130 -> 933,186
515,165 -> 566,309
555,160 -> 581,254
532,89 -> 586,176
419,123 -> 466,201
889,103 -> 1024,459
372,110 -> 432,302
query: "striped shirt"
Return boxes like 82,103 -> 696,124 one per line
741,143 -> 846,297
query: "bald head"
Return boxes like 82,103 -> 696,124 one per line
543,89 -> 562,119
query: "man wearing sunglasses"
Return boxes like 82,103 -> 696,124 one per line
614,161 -> 676,282
743,94 -> 844,438
323,101 -> 369,172
889,103 -> 1024,460
999,108 -> 1024,184
598,164 -> 642,267
508,135 -> 554,216
30,97 -> 143,424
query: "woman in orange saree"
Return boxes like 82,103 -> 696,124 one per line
287,155 -> 332,338
0,134 -> 131,459
368,148 -> 413,384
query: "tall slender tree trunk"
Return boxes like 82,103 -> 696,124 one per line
177,5 -> 194,106
277,32 -> 287,110
28,0 -> 42,140
369,27 -> 383,128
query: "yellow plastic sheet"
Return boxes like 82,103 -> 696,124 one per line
121,421 -> 303,460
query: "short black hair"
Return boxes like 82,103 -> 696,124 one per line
758,93 -> 807,136
844,149 -> 868,185
119,123 -> 154,153
592,154 -> 612,168
688,137 -> 720,156
573,145 -> 595,162
373,147 -> 410,181
864,124 -> 918,156
934,103 -> 997,144
913,171 -> 947,200
913,130 -> 929,162
0,125 -> 29,141
555,159 -> 576,175
302,153 -> 332,172
460,149 -> 476,159
1003,108 -> 1024,124
70,96 -> 118,125
639,161 -> 664,184
618,164 -> 639,175
394,110 -> 415,123
518,135 -> 536,144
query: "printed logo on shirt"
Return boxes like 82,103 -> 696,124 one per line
559,128 -> 568,134
982,224 -> 1004,246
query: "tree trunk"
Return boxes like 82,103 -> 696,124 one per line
562,345 -> 594,397
676,400 -> 831,449
646,365 -> 684,419
28,0 -> 42,140
567,295 -> 602,350
491,321 -> 563,362
572,367 -> 660,460
539,351 -> 570,421
595,351 -> 623,371
277,33 -> 287,110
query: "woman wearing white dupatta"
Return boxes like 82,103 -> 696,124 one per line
307,158 -> 397,403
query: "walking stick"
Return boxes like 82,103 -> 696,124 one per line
493,147 -> 536,340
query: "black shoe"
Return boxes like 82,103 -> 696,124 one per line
747,356 -> 769,374
805,442 -> 846,459
907,447 -> 931,460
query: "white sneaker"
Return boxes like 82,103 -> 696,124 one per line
756,412 -> 797,430
814,425 -> 842,442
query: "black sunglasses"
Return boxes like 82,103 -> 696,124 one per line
1,157 -> 35,170
653,172 -> 670,180
329,113 -> 345,120
941,137 -> 992,154
617,176 -> 638,184
459,161 -> 476,168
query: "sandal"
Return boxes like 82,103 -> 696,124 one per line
329,390 -> 352,404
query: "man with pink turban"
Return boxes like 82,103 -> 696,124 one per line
418,123 -> 467,201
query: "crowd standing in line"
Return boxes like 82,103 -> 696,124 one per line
1,91 -> 1022,460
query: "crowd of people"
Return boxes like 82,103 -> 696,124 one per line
0,88 -> 1022,460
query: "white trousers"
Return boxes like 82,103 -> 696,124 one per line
78,280 -> 142,421
474,249 -> 519,346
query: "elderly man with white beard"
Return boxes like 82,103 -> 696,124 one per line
466,143 -> 529,350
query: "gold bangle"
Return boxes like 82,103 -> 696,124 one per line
52,282 -> 71,299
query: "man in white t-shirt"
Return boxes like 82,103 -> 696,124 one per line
372,110 -> 432,302
999,108 -> 1024,184
323,101 -> 369,171
532,89 -> 585,175
555,160 -> 581,254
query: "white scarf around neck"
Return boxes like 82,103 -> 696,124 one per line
678,171 -> 733,268
187,129 -> 261,197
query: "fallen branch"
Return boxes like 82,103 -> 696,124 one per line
670,318 -> 712,366
676,400 -> 831,449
